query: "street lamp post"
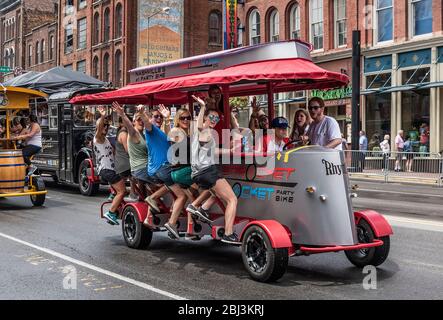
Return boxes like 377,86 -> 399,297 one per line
147,6 -> 170,65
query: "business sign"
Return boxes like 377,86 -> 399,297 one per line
223,0 -> 238,49
0,66 -> 11,73
311,86 -> 352,101
137,0 -> 184,67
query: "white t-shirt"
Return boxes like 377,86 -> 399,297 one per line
266,139 -> 286,153
93,137 -> 115,174
380,140 -> 390,153
308,116 -> 342,150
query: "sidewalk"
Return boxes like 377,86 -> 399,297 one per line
349,179 -> 443,196
349,170 -> 442,187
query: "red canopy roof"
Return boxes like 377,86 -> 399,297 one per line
70,58 -> 349,105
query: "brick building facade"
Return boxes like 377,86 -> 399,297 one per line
0,0 -> 58,81
237,0 -> 443,152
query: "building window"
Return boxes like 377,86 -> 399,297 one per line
289,3 -> 301,40
334,0 -> 347,47
310,0 -> 323,50
77,60 -> 86,73
93,13 -> 100,45
10,48 -> 14,68
411,0 -> 432,36
269,9 -> 279,42
28,44 -> 32,67
49,36 -> 55,60
65,23 -> 74,53
237,18 -> 244,47
115,50 -> 122,87
40,39 -> 45,63
104,8 -> 110,42
103,53 -> 110,82
35,41 -> 40,65
93,56 -> 99,79
115,3 -> 123,38
249,9 -> 261,45
209,11 -> 222,44
65,0 -> 74,15
77,18 -> 87,49
64,64 -> 73,70
376,0 -> 393,43
78,0 -> 87,10
4,49 -> 9,67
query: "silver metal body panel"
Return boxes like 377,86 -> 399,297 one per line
219,146 -> 358,246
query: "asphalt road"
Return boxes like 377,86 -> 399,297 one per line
0,180 -> 442,300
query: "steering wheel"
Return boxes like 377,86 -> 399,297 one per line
283,139 -> 305,151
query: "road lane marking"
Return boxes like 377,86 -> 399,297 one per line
0,231 -> 187,300
383,215 -> 443,232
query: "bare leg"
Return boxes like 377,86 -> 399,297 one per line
211,179 -> 237,235
191,190 -> 211,207
168,184 -> 187,225
110,180 -> 126,213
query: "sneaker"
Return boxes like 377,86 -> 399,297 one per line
104,211 -> 119,225
221,233 -> 241,245
186,204 -> 199,215
107,193 -> 115,201
191,207 -> 213,224
145,196 -> 160,213
164,222 -> 179,239
27,165 -> 38,176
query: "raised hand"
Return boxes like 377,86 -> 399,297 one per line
158,104 -> 170,119
192,95 -> 206,106
97,106 -> 107,117
111,102 -> 124,115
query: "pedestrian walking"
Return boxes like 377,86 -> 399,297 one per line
380,134 -> 390,172
358,130 -> 368,172
394,130 -> 405,172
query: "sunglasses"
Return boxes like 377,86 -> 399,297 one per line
153,114 -> 163,119
308,105 -> 321,110
179,116 -> 191,121
208,114 -> 220,123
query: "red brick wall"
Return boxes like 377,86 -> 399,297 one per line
24,22 -> 57,72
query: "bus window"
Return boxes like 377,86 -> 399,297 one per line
74,105 -> 97,127
36,103 -> 49,127
49,105 -> 58,130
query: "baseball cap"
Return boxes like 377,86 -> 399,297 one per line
271,117 -> 290,129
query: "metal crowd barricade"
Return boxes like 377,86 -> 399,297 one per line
343,150 -> 443,187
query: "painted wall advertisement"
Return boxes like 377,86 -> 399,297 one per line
137,0 -> 184,67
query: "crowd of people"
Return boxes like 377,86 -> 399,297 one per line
93,87 -> 343,245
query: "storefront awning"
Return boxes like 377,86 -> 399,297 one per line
378,84 -> 419,93
416,81 -> 443,89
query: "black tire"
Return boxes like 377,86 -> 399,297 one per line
30,176 -> 46,207
241,225 -> 288,282
78,160 -> 100,196
122,206 -> 153,249
345,219 -> 390,268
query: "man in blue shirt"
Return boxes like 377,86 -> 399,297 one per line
140,106 -> 187,240
358,130 -> 368,172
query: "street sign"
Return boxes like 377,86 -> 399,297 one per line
0,66 -> 11,73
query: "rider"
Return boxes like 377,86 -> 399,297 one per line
94,106 -> 126,226
189,95 -> 239,245
111,102 -> 169,210
263,117 -> 290,153
140,105 -> 188,240
14,114 -> 42,168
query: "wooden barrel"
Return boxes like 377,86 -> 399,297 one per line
0,150 -> 26,194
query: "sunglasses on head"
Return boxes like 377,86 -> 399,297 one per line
208,114 -> 220,123
308,105 -> 321,110
179,116 -> 191,121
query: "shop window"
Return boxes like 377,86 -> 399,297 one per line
366,72 -> 392,89
49,105 -> 58,130
365,94 -> 391,149
402,67 -> 430,85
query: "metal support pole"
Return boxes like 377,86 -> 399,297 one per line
351,30 -> 361,151
267,82 -> 275,120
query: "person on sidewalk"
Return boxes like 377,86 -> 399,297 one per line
358,130 -> 368,172
395,130 -> 405,172
403,135 -> 414,172
380,134 -> 390,172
